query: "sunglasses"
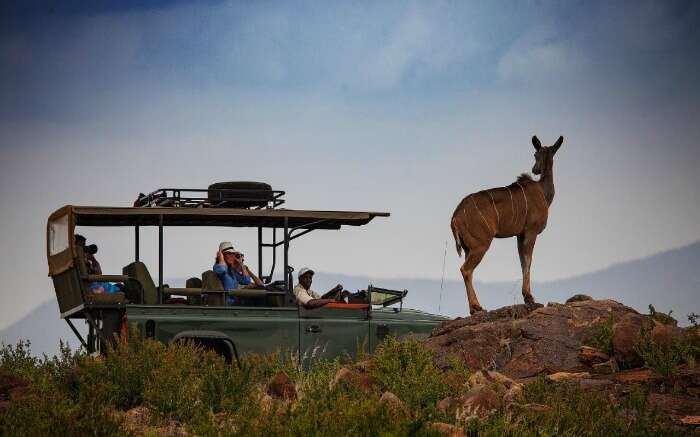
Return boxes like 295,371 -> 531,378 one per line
224,251 -> 243,259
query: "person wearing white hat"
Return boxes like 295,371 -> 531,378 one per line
293,267 -> 344,309
214,241 -> 264,304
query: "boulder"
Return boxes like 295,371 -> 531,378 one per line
468,370 -> 522,404
615,368 -> 657,384
578,346 -> 610,366
426,299 -> 638,379
650,322 -> 684,347
566,294 -> 592,304
456,385 -> 501,420
379,391 -> 409,416
329,366 -> 374,394
266,372 -> 297,401
612,313 -> 646,367
546,372 -> 590,383
592,359 -> 618,375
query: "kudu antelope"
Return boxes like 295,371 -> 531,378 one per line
450,135 -> 564,314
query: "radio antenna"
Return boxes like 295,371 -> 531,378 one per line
438,240 -> 447,314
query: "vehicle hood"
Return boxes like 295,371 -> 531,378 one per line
372,307 -> 450,322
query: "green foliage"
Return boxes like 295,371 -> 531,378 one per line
0,336 -> 686,436
648,304 -> 676,325
635,320 -> 699,378
585,312 -> 615,356
371,336 -> 449,410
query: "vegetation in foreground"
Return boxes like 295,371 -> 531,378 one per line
0,335 -> 688,436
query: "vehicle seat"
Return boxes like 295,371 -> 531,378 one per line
123,262 -> 159,305
201,270 -> 225,306
76,245 -> 127,304
186,277 -> 202,305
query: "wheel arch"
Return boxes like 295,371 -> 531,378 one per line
171,330 -> 239,365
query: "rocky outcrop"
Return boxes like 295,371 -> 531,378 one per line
426,299 -> 640,378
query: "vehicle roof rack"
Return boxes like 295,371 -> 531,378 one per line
133,184 -> 285,209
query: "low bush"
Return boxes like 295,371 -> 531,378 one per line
635,321 -> 699,378
0,335 -> 686,436
585,312 -> 615,356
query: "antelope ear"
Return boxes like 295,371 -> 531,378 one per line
551,136 -> 564,154
532,136 -> 542,150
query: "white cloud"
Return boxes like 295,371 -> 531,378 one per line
497,26 -> 587,83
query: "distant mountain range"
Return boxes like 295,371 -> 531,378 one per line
2,241 -> 698,357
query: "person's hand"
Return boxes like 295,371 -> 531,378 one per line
217,249 -> 224,263
242,264 -> 252,277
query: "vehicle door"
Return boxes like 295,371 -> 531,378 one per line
299,303 -> 370,361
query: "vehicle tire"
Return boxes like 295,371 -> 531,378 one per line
207,181 -> 273,208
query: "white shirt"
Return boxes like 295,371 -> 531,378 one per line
293,284 -> 321,305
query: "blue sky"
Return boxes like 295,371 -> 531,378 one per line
1,1 -> 699,327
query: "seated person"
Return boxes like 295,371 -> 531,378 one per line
75,234 -> 121,294
293,267 -> 345,309
214,241 -> 264,305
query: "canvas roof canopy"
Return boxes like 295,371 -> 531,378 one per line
53,206 -> 389,229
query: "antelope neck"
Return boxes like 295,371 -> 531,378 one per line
538,157 -> 555,205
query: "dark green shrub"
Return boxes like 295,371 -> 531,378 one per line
585,312 -> 615,356
635,321 -> 697,378
371,336 -> 449,410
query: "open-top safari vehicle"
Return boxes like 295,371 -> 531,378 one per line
47,182 -> 447,362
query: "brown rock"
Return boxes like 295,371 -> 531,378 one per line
615,368 -> 656,384
566,294 -> 592,304
612,313 -> 646,367
579,378 -> 614,390
429,422 -> 466,437
380,391 -> 409,416
546,372 -> 590,382
329,366 -> 374,394
426,299 -> 638,379
122,406 -> 152,434
266,372 -> 297,401
456,385 -> 502,420
647,393 -> 700,418
578,346 -> 610,366
650,322 -> 684,347
468,370 -> 523,404
679,416 -> 700,426
592,359 -> 618,374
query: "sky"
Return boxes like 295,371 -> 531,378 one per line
1,0 -> 699,329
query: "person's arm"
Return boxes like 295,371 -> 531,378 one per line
213,250 -> 227,274
242,264 -> 264,287
321,284 -> 344,299
303,298 -> 335,309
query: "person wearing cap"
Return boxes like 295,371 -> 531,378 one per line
214,241 -> 264,304
75,234 -> 121,293
293,268 -> 344,309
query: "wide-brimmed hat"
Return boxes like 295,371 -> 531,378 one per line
298,267 -> 314,279
219,241 -> 236,253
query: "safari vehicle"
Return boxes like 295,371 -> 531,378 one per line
47,183 -> 447,362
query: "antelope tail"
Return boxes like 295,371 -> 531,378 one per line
451,217 -> 464,257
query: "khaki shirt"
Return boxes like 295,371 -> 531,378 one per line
293,284 -> 321,305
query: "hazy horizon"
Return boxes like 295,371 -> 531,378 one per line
1,1 -> 699,328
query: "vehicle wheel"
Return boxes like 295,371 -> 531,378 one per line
207,181 -> 273,208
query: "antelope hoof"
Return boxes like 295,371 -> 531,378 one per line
523,294 -> 536,306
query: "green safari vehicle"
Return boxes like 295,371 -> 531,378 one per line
46,183 -> 447,362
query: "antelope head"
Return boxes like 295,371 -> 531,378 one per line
532,135 -> 563,175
